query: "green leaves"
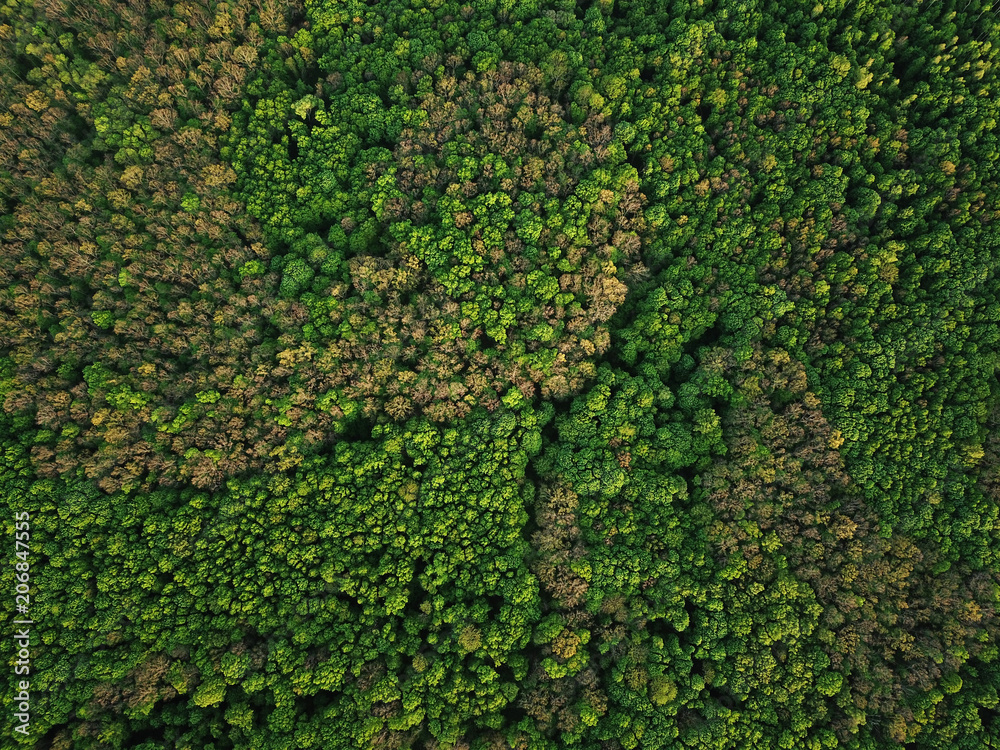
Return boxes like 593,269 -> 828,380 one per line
6,0 -> 1000,747
279,257 -> 314,297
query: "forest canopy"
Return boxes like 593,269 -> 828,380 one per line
3,0 -> 1000,748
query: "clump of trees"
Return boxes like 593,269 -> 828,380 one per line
0,0 -> 308,493
233,31 -> 648,425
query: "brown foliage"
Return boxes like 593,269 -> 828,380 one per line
702,344 -> 1000,740
0,0 -> 305,491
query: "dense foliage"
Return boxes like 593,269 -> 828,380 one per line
3,0 -> 1000,748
